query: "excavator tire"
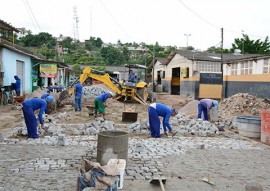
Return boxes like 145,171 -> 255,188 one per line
136,87 -> 148,102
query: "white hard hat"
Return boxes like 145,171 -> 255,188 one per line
109,92 -> 113,97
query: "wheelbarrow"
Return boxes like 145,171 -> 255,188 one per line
13,96 -> 25,104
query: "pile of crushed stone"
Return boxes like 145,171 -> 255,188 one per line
219,93 -> 270,118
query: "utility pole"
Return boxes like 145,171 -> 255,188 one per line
221,28 -> 224,99
184,34 -> 191,47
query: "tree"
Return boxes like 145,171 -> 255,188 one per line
85,37 -> 103,51
100,45 -> 130,65
72,64 -> 82,77
19,32 -> 56,48
207,46 -> 230,53
231,34 -> 270,54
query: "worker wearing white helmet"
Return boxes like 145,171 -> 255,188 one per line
94,92 -> 114,119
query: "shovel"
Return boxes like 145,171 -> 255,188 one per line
150,176 -> 167,191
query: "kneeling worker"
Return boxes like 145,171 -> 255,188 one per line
94,92 -> 113,118
148,102 -> 178,138
22,96 -> 54,138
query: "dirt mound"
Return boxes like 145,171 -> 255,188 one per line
179,100 -> 199,117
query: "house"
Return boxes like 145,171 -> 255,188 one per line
0,19 -> 70,96
153,50 -> 270,99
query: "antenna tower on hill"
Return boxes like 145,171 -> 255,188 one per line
73,6 -> 79,42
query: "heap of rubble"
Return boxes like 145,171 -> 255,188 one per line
128,114 -> 220,137
219,93 -> 270,118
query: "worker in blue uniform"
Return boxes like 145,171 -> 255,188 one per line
22,96 -> 54,139
148,102 -> 178,138
74,80 -> 83,112
94,92 -> 113,118
13,75 -> 21,96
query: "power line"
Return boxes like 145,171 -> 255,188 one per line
99,0 -> 134,42
22,0 -> 38,32
177,0 -> 267,41
177,0 -> 220,29
24,0 -> 42,32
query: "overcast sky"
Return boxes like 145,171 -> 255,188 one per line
1,0 -> 269,50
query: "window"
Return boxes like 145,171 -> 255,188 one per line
231,64 -> 237,75
263,59 -> 270,74
240,61 -> 253,75
162,71 -> 165,78
196,62 -> 221,72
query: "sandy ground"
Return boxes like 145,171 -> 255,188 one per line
1,90 -> 270,190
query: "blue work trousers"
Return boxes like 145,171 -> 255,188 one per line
75,95 -> 82,111
148,106 -> 161,138
197,103 -> 208,121
22,103 -> 39,138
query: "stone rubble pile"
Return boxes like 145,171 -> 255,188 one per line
15,115 -> 117,139
128,114 -> 220,137
82,85 -> 113,99
219,93 -> 270,117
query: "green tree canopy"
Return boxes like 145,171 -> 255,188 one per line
231,34 -> 270,54
85,36 -> 103,51
72,64 -> 82,77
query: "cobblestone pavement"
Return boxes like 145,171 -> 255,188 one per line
0,135 -> 270,191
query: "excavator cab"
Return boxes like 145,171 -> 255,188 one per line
121,64 -> 149,122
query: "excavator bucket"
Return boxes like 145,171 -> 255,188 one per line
122,103 -> 138,122
122,111 -> 138,122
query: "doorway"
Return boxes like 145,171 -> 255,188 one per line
16,60 -> 24,96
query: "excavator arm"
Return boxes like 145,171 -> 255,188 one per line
80,67 -> 122,95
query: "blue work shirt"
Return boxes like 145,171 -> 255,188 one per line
199,99 -> 213,110
96,93 -> 111,103
129,72 -> 136,82
74,83 -> 83,96
23,98 -> 47,125
14,76 -> 21,91
155,103 -> 173,131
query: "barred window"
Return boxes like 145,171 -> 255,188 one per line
231,64 -> 238,75
263,59 -> 270,74
196,62 -> 221,72
240,61 -> 253,75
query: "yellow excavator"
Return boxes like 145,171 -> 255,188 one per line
77,64 -> 149,105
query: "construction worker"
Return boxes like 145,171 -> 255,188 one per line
41,91 -> 51,114
128,69 -> 137,83
74,80 -> 83,112
197,99 -> 218,121
94,92 -> 113,118
13,75 -> 21,96
22,96 -> 54,139
148,102 -> 178,138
